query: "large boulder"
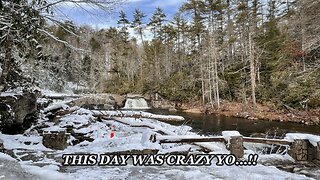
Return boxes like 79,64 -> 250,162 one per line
0,91 -> 38,133
68,94 -> 125,110
42,131 -> 69,150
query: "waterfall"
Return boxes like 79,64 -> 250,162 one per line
123,98 -> 150,109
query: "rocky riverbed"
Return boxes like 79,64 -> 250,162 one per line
0,91 -> 319,179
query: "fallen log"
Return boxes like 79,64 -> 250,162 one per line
92,110 -> 185,121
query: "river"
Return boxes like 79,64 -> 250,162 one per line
149,109 -> 320,137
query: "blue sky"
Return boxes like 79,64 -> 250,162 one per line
54,0 -> 187,29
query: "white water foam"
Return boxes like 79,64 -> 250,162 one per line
123,98 -> 150,110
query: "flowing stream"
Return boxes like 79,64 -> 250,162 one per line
149,109 -> 320,178
123,98 -> 150,110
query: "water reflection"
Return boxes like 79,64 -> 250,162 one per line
149,109 -> 320,137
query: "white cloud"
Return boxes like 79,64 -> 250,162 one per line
128,27 -> 153,44
127,0 -> 144,2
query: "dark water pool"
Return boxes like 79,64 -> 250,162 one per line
149,109 -> 320,137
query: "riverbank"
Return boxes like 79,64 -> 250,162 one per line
0,103 -> 316,179
178,100 -> 320,126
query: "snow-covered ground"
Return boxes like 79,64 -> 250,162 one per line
0,98 -> 319,179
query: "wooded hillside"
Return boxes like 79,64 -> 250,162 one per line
1,0 -> 319,110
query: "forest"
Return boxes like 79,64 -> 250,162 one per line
1,1 -> 320,179
1,0 -> 319,111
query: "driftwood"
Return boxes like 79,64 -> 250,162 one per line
283,104 -> 299,114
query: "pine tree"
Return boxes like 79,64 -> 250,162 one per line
132,9 -> 146,44
0,0 -> 45,91
148,7 -> 167,40
180,0 -> 205,50
117,10 -> 130,42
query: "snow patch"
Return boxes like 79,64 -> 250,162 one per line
21,164 -> 71,180
0,152 -> 16,161
0,134 -> 51,151
222,131 -> 241,141
285,133 -> 320,146
43,103 -> 69,113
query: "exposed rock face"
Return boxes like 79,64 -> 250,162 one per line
0,139 -> 4,151
42,131 -> 69,150
151,99 -> 175,109
0,91 -> 38,133
148,93 -> 176,109
69,94 -> 125,110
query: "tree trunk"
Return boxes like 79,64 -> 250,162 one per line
249,32 -> 257,109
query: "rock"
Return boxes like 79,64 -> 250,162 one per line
0,91 -> 38,133
0,139 -> 4,151
289,139 -> 309,161
125,93 -> 144,99
71,132 -> 94,145
42,131 -> 69,150
151,99 -> 175,109
68,94 -> 125,110
248,116 -> 258,120
36,98 -> 53,110
229,136 -> 244,158
316,142 -> 320,161
169,107 -> 178,112
111,94 -> 126,108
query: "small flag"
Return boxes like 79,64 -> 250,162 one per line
110,131 -> 115,139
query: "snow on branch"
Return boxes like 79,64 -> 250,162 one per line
37,28 -> 88,52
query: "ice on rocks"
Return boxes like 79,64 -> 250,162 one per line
222,131 -> 241,141
0,152 -> 16,161
0,104 -> 315,179
285,133 -> 320,146
43,103 -> 69,113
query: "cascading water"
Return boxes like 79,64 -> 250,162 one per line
123,98 -> 150,109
